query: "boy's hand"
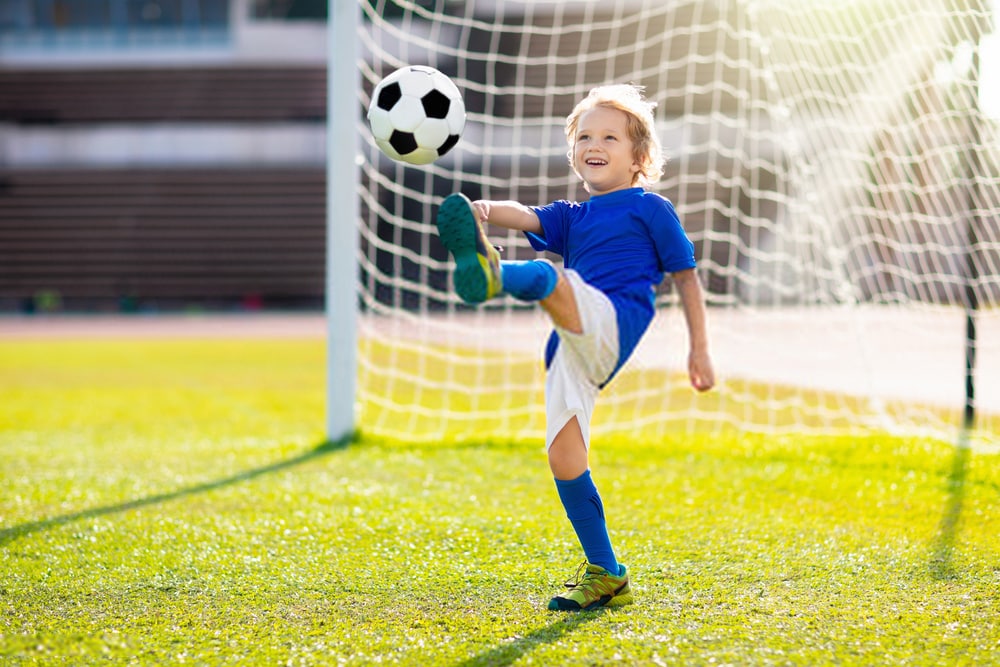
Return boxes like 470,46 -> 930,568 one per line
688,349 -> 715,392
471,200 -> 491,223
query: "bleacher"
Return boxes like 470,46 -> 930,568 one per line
0,65 -> 327,312
0,167 -> 326,311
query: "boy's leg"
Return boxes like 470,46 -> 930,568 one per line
435,193 -> 567,308
542,280 -> 631,611
548,417 -> 618,576
506,257 -> 587,332
548,417 -> 631,611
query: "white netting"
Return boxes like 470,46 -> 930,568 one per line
353,0 -> 1000,445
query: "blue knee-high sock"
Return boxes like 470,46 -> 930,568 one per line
500,260 -> 558,301
554,469 -> 620,574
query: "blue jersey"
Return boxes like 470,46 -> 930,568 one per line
528,187 -> 695,386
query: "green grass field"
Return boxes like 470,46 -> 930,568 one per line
2,338 -> 998,665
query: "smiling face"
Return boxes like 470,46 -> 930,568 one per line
571,105 -> 642,196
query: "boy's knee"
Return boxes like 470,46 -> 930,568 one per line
548,417 -> 588,480
541,272 -> 583,334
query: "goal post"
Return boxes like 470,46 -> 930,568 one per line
335,0 -> 1000,446
326,0 -> 360,443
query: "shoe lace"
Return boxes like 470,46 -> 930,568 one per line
563,560 -> 590,589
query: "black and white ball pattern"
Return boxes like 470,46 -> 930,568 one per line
367,66 -> 466,165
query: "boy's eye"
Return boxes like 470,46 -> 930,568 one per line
605,135 -> 617,141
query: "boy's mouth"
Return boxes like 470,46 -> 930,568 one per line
585,158 -> 608,166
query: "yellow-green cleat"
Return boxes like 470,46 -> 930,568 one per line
435,193 -> 503,303
548,561 -> 634,611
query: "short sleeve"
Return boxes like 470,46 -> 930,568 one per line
528,200 -> 575,256
647,197 -> 695,273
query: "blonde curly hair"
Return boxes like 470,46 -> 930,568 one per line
565,83 -> 665,189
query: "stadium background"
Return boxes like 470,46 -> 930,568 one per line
1,0 -> 997,437
1,0 -> 329,313
2,0 -> 950,313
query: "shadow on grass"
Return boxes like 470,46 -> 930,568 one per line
929,427 -> 972,579
0,435 -> 354,547
450,611 -> 603,667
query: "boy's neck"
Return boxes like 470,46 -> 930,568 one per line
588,185 -> 640,198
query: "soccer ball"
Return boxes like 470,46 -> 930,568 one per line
367,66 -> 466,165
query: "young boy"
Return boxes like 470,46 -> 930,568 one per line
434,84 -> 715,611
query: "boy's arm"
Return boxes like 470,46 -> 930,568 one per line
671,267 -> 715,392
472,200 -> 543,234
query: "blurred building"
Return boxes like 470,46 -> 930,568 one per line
0,1 -> 768,314
0,0 -> 329,312
2,1 -> 994,313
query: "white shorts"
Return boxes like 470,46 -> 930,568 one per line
545,269 -> 620,451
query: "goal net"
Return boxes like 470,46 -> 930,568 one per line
351,0 -> 1000,445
